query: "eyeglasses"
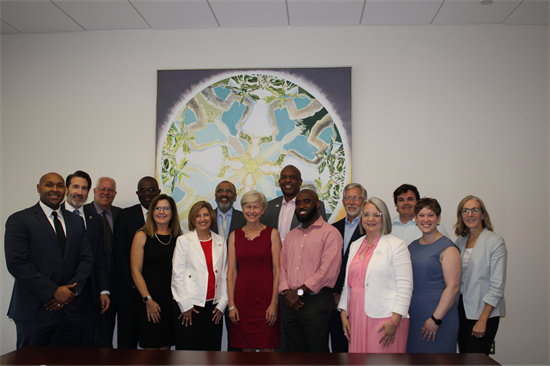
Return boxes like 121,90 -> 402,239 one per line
362,212 -> 382,219
154,206 -> 171,212
139,187 -> 158,194
461,207 -> 482,215
343,196 -> 363,202
216,188 -> 234,194
98,187 -> 115,193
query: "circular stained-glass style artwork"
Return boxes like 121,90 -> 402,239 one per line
156,71 -> 350,231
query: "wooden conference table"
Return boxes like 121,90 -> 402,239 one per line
1,347 -> 500,365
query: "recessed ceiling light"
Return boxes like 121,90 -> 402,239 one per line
481,0 -> 493,4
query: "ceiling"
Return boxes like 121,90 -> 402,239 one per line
1,0 -> 549,35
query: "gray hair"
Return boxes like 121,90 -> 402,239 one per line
240,190 -> 267,209
360,197 -> 392,236
343,183 -> 367,200
95,176 -> 117,191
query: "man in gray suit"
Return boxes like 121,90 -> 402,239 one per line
212,180 -> 246,351
261,165 -> 326,352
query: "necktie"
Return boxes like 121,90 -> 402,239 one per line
220,214 -> 228,240
102,211 -> 113,254
52,211 -> 66,257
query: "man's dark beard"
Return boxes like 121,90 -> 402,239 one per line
295,207 -> 318,223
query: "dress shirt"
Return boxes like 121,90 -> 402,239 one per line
343,215 -> 360,254
65,202 -> 86,228
278,197 -> 296,242
39,201 -> 66,234
279,216 -> 343,294
217,207 -> 233,240
140,205 -> 148,222
391,215 -> 450,245
93,201 -> 114,231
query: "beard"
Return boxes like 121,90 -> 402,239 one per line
216,197 -> 233,211
295,207 -> 318,223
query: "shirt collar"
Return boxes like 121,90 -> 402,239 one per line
218,207 -> 234,218
65,201 -> 84,216
39,201 -> 61,218
345,215 -> 361,226
298,215 -> 324,231
281,196 -> 296,206
392,215 -> 415,226
93,201 -> 111,215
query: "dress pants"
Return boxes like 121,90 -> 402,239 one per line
94,300 -> 117,348
458,296 -> 500,355
79,281 -> 97,347
116,289 -> 139,349
283,289 -> 334,353
330,306 -> 349,352
175,300 -> 223,351
16,314 -> 81,349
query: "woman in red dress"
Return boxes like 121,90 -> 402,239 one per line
227,190 -> 282,351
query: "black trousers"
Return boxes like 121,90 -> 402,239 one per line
330,306 -> 349,353
16,314 -> 81,349
175,300 -> 223,351
458,296 -> 500,355
283,289 -> 334,353
94,300 -> 117,348
116,291 -> 139,349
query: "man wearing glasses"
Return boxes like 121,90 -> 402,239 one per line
330,183 -> 367,353
212,180 -> 246,351
85,176 -> 120,348
113,176 -> 159,349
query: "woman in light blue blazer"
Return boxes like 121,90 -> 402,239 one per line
454,195 -> 507,355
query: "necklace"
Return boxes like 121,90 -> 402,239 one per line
155,233 -> 172,245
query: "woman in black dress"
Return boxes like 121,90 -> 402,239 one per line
130,194 -> 182,349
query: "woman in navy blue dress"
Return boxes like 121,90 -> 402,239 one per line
406,198 -> 461,353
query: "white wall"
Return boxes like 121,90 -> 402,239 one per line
1,24 -> 548,365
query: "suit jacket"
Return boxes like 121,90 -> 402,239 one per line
332,217 -> 363,295
79,205 -> 110,308
261,195 -> 327,231
456,228 -> 507,319
84,202 -> 121,275
5,203 -> 93,321
338,234 -> 413,318
113,203 -> 145,305
171,230 -> 228,313
212,208 -> 246,241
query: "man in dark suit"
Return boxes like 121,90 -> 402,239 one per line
5,172 -> 93,349
85,176 -> 120,348
262,165 -> 327,241
261,165 -> 327,352
64,170 -> 110,348
211,180 -> 246,351
330,183 -> 367,353
113,176 -> 159,349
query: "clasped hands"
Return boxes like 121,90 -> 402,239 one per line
282,286 -> 309,311
45,283 -> 76,311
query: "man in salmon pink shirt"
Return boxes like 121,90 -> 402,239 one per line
278,189 -> 343,353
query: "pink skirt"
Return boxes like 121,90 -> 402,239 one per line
348,286 -> 410,353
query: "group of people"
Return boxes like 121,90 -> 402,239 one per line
4,168 -> 506,356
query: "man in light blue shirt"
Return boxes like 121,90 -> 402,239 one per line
391,184 -> 449,244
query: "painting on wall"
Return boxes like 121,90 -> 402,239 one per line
156,67 -> 351,231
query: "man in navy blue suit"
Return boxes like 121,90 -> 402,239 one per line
64,170 -> 110,347
5,172 -> 93,349
85,176 -> 120,348
330,183 -> 367,353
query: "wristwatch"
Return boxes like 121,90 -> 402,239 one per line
297,288 -> 304,297
143,295 -> 152,303
431,315 -> 442,326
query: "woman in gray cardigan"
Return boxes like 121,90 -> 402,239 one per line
454,195 -> 507,355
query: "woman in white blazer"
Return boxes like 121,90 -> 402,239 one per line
338,197 -> 413,353
172,201 -> 228,351
454,195 -> 507,355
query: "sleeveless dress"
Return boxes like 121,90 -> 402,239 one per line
347,237 -> 410,353
136,233 -> 176,348
406,236 -> 459,353
230,226 -> 280,349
